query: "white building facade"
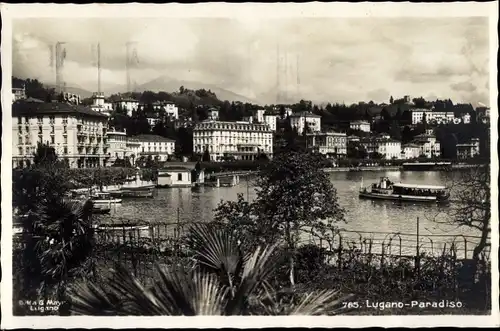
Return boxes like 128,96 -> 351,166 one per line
289,112 -> 322,134
411,109 -> 454,125
263,114 -> 278,131
12,87 -> 26,103
349,121 -> 371,132
193,120 -> 273,161
413,134 -> 441,158
90,92 -> 113,116
401,144 -> 421,159
306,132 -> 347,158
113,98 -> 139,116
12,101 -> 108,168
134,134 -> 176,162
456,138 -> 480,159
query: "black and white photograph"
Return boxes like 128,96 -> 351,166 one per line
1,2 -> 498,328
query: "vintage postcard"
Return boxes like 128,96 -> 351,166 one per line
1,2 -> 498,328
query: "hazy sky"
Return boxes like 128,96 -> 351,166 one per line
12,17 -> 490,105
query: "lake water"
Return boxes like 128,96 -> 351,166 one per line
102,170 -> 483,257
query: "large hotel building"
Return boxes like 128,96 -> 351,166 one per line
193,120 -> 273,161
12,100 -> 109,168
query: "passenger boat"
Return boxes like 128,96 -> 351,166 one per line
359,177 -> 450,203
90,192 -> 122,206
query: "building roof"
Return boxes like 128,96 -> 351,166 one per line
350,120 -> 370,125
133,134 -> 175,142
12,100 -> 108,118
289,111 -> 321,118
403,143 -> 421,148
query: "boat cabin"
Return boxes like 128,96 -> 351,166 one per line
392,183 -> 448,197
91,192 -> 112,200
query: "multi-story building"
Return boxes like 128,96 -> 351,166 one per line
134,134 -> 176,162
359,135 -> 401,160
411,109 -> 454,125
12,86 -> 26,103
255,109 -> 265,123
63,92 -> 82,105
413,134 -> 441,158
289,111 -> 321,134
306,132 -> 347,158
263,114 -> 278,131
208,108 -> 219,120
349,120 -> 371,132
106,129 -> 128,164
112,98 -> 139,116
193,120 -> 273,161
90,92 -> 113,116
126,137 -> 142,165
461,113 -> 471,124
456,138 -> 480,159
12,100 -> 108,168
149,101 -> 179,120
105,129 -> 143,165
401,143 -> 421,159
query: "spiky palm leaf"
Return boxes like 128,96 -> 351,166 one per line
187,223 -> 245,289
69,224 -> 352,316
30,198 -> 94,280
285,290 -> 353,315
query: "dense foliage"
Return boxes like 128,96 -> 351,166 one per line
214,151 -> 346,286
68,224 -> 351,315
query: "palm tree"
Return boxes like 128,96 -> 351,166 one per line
68,223 -> 352,315
15,197 -> 95,315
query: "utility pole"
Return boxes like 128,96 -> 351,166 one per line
55,42 -> 67,94
126,41 -> 139,93
276,43 -> 280,104
97,42 -> 102,93
296,54 -> 300,102
126,42 -> 131,93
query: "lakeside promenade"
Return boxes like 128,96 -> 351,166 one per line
209,162 -> 485,178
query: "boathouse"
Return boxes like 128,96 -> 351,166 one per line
157,162 -> 205,188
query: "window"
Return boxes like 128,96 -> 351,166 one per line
50,136 -> 55,144
64,147 -> 68,154
64,136 -> 68,144
177,173 -> 183,181
18,117 -> 22,124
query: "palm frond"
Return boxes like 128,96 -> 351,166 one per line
68,278 -> 123,315
225,243 -> 280,315
188,223 -> 244,282
286,290 -> 353,315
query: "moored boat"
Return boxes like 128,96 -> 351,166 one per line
359,177 -> 450,203
90,192 -> 122,206
108,189 -> 154,199
92,206 -> 111,214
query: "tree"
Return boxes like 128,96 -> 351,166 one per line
389,96 -> 394,104
440,167 -> 490,277
389,121 -> 402,141
68,223 -> 351,315
202,149 -> 211,162
401,126 -> 413,144
33,143 -> 59,166
214,151 -> 346,287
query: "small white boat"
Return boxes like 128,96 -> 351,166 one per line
90,192 -> 122,206
359,177 -> 450,203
